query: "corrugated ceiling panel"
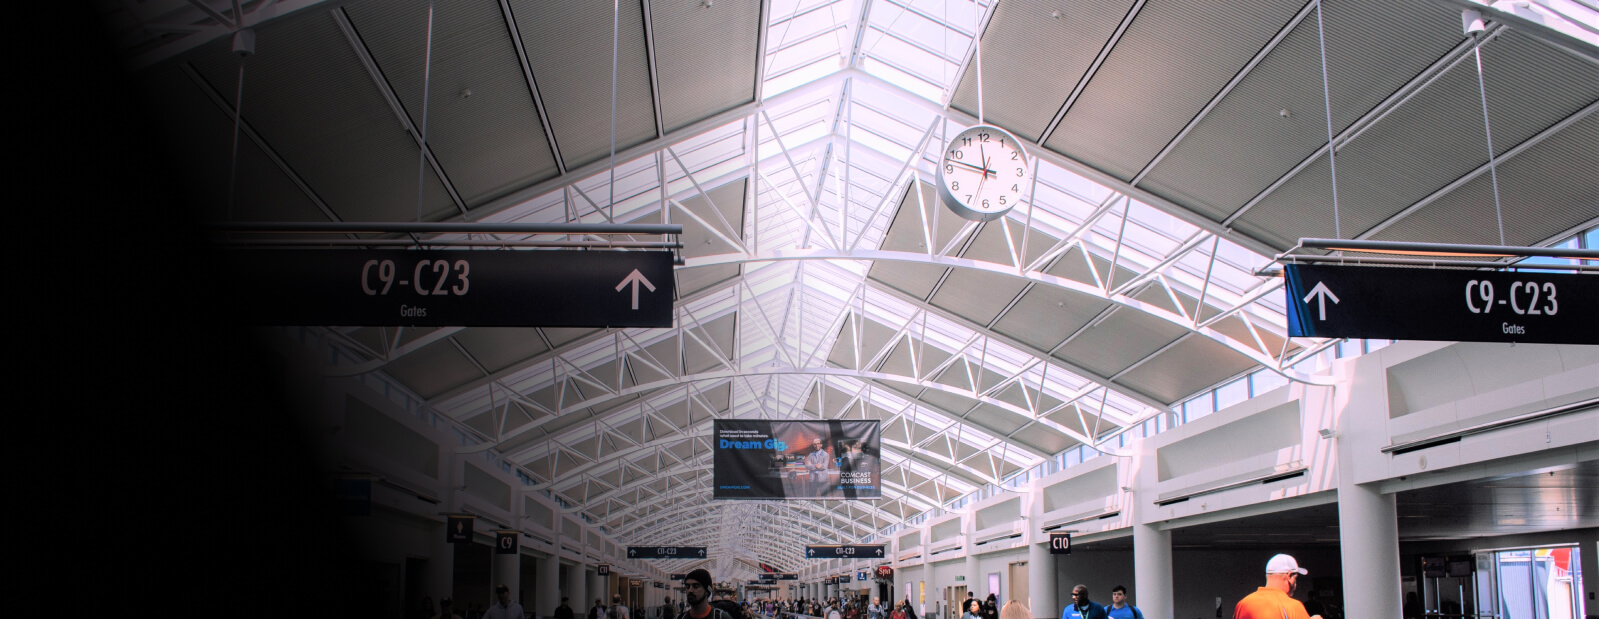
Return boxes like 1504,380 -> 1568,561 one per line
1476,31 -> 1599,162
869,182 -> 967,299
669,178 -> 746,297
454,328 -> 550,373
651,0 -> 760,133
1044,0 -> 1304,180
188,14 -> 457,222
1117,334 -> 1255,403
137,65 -> 331,225
948,0 -> 1137,141
512,0 -> 657,169
1371,111 -> 1598,247
345,0 -> 560,207
1052,302 -> 1186,378
1235,58 -> 1488,248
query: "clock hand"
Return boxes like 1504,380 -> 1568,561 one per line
949,160 -> 997,178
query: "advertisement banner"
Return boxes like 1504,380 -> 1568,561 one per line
713,420 -> 881,500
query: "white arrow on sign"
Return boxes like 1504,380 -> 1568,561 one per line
1303,281 -> 1340,320
615,269 -> 657,310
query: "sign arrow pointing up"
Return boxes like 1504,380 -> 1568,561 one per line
1303,281 -> 1340,320
616,269 -> 657,310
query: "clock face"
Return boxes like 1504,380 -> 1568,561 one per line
936,124 -> 1030,222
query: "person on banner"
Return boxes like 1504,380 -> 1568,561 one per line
1061,586 -> 1107,619
1105,587 -> 1140,619
801,436 -> 835,496
1234,555 -> 1320,619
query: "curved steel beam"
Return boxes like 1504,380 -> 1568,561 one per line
683,248 -> 1332,385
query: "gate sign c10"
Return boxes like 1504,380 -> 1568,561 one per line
1048,532 -> 1071,555
628,546 -> 707,559
806,544 -> 885,559
1283,264 -> 1597,345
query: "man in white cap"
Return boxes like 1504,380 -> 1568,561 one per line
1233,554 -> 1321,619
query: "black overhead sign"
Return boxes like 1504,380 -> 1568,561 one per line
446,515 -> 475,544
628,546 -> 707,559
598,564 -> 610,576
670,573 -> 686,581
806,545 -> 885,559
1284,264 -> 1597,345
496,531 -> 519,555
230,249 -> 675,327
1048,532 -> 1071,555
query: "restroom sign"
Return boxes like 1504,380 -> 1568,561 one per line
1048,532 -> 1071,555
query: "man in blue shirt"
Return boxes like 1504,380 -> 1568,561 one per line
1061,585 -> 1107,619
1105,586 -> 1141,619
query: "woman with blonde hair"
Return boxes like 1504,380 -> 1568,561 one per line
999,600 -> 1031,619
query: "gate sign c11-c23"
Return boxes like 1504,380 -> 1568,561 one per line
712,420 -> 881,500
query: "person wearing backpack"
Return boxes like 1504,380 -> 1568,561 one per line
611,595 -> 631,619
661,598 -> 677,619
1105,587 -> 1141,619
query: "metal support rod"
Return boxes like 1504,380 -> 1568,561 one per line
1296,238 -> 1599,259
213,222 -> 683,234
217,239 -> 684,248
1257,255 -> 1599,275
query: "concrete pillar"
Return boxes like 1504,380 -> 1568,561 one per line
588,568 -> 605,610
1337,480 -> 1402,619
572,564 -> 589,618
1027,536 -> 1054,619
432,520 -> 456,605
1132,522 -> 1173,619
537,553 -> 560,618
494,546 -> 522,607
965,514 -> 981,606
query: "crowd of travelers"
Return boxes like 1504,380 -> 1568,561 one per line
408,553 -> 1325,619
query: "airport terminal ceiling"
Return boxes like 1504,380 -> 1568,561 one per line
106,0 -> 1597,581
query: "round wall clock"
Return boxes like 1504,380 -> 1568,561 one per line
936,124 -> 1030,222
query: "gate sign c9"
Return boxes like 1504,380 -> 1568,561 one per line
1283,264 -> 1597,345
806,545 -> 886,559
713,420 -> 881,500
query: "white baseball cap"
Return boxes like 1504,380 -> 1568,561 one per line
1265,554 -> 1307,575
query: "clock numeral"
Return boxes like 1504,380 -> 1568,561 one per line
1011,151 -> 1019,160
961,137 -> 972,146
1011,184 -> 1019,192
979,133 -> 990,142
951,181 -> 959,191
952,150 -> 963,159
982,199 -> 991,208
965,195 -> 972,202
945,164 -> 953,174
999,195 -> 1007,205
1016,167 -> 1025,177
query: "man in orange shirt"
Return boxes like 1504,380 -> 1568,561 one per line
1233,555 -> 1322,619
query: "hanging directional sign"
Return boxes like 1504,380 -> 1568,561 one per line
1283,264 -> 1597,345
806,545 -> 885,559
598,564 -> 610,576
628,546 -> 708,559
1048,532 -> 1071,555
775,573 -> 798,580
230,249 -> 674,327
495,531 -> 519,555
333,477 -> 371,516
670,573 -> 686,581
446,515 -> 475,544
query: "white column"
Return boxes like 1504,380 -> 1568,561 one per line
494,545 -> 522,607
1027,537 -> 1054,619
965,514 -> 981,606
537,553 -> 560,618
1132,523 -> 1173,619
1338,480 -> 1402,619
589,568 -> 605,610
572,563 -> 589,617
